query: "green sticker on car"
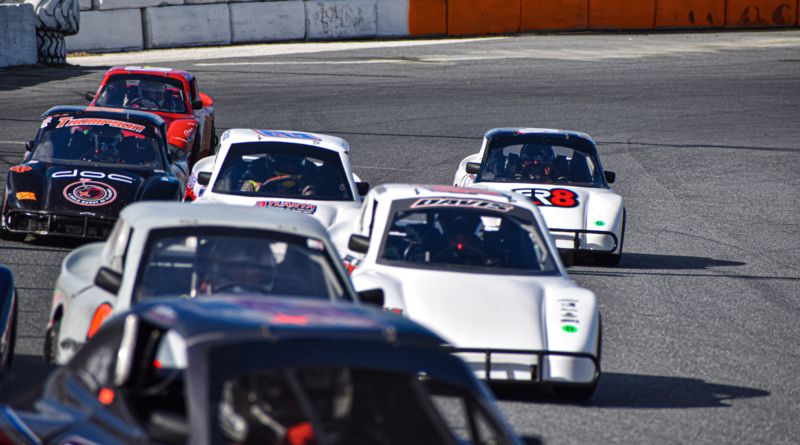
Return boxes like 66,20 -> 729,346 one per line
594,220 -> 605,227
562,325 -> 578,333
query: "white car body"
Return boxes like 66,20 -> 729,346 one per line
334,184 -> 601,397
45,202 -> 356,365
188,129 -> 365,231
453,128 -> 625,264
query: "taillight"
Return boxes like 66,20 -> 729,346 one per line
87,303 -> 113,339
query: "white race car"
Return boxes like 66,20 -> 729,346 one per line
188,129 -> 368,229
454,128 -> 625,265
44,202 -> 366,365
335,184 -> 601,399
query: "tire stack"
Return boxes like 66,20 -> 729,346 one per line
28,0 -> 79,65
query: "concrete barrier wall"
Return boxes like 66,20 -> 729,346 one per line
59,0 -> 800,54
0,3 -> 37,68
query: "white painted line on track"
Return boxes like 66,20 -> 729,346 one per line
68,37 -> 506,67
197,59 -> 439,67
351,165 -> 412,171
0,141 -> 26,145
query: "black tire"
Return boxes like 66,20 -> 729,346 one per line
0,295 -> 17,370
43,317 -> 60,364
594,209 -> 625,267
209,123 -> 218,153
0,194 -> 26,242
37,29 -> 67,65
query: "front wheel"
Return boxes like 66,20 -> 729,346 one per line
594,209 -> 625,267
0,196 -> 26,242
0,296 -> 17,370
43,317 -> 61,364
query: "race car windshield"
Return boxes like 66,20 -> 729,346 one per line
212,142 -> 353,201
134,227 -> 349,302
214,367 -> 511,445
94,74 -> 187,113
478,134 -> 605,187
32,116 -> 166,169
378,198 -> 558,274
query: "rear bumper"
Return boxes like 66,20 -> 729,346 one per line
3,210 -> 115,239
549,228 -> 618,254
446,346 -> 600,386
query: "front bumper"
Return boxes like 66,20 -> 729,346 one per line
549,228 -> 618,253
445,346 -> 600,386
3,210 -> 115,239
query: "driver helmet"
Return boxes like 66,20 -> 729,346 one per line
92,126 -> 123,162
520,143 -> 555,178
200,238 -> 277,294
140,79 -> 167,104
438,212 -> 481,251
269,153 -> 304,176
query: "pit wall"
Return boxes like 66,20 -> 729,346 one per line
56,0 -> 800,53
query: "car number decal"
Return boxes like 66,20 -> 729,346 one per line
513,188 -> 579,208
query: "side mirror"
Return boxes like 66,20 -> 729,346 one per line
167,120 -> 198,155
147,410 -> 189,445
465,162 -> 481,175
199,92 -> 214,108
84,91 -> 95,102
95,267 -> 123,295
24,140 -> 34,161
604,171 -> 616,184
191,99 -> 203,110
348,234 -> 370,254
356,182 -> 370,196
357,288 -> 384,307
197,172 -> 211,186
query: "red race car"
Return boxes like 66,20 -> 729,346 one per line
86,66 -> 217,168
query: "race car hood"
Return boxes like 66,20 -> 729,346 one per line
5,162 -> 175,217
195,193 -> 360,227
391,269 -> 549,351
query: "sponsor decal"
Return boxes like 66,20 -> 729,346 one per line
410,198 -> 513,213
52,170 -> 134,184
56,116 -> 145,133
562,325 -> 579,333
16,192 -> 36,201
40,116 -> 52,128
255,129 -> 321,142
255,200 -> 317,214
512,188 -> 579,208
9,165 -> 32,173
63,180 -> 117,206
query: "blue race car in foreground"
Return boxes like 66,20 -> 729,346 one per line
0,297 -> 526,445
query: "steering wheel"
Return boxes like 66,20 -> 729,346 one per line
432,243 -> 489,265
127,96 -> 159,110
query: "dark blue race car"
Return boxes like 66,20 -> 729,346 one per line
0,297 -> 527,445
0,266 -> 17,373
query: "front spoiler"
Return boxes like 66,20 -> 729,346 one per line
445,346 -> 600,387
548,228 -> 618,253
3,210 -> 115,239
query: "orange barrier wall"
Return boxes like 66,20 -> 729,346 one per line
725,0 -> 798,27
588,0 -> 657,29
655,0 -> 726,28
447,0 -> 521,36
521,0 -> 588,31
409,0 -> 448,36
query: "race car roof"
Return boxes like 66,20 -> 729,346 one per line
106,65 -> 194,82
485,128 -> 596,145
41,105 -> 165,127
220,128 -> 350,153
135,296 -> 443,347
119,202 -> 331,240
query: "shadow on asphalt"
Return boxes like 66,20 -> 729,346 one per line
491,372 -> 770,408
573,252 -> 747,270
0,64 -> 106,93
0,354 -> 56,410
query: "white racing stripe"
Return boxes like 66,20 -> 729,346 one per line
68,37 -> 506,67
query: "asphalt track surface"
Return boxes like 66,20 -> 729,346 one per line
1,32 -> 799,444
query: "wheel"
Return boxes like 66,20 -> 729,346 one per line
0,295 -> 17,370
594,209 -> 625,267
43,317 -> 61,364
0,194 -> 26,242
209,123 -> 219,153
